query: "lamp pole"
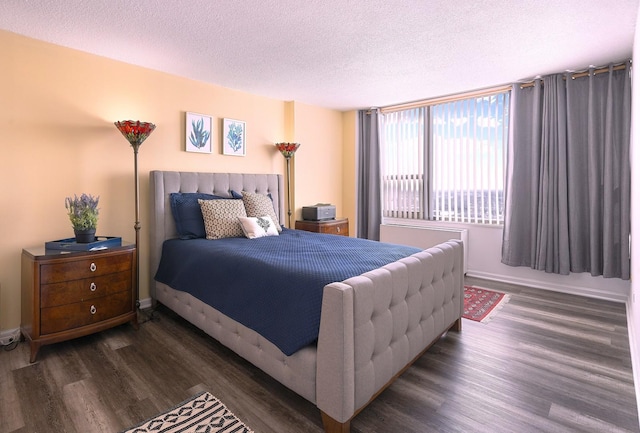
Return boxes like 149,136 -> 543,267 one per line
275,142 -> 301,228
132,142 -> 141,310
286,156 -> 293,228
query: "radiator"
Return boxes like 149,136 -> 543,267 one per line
380,224 -> 468,273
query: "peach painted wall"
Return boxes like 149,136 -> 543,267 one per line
0,30 -> 347,332
289,102 -> 345,225
341,111 -> 358,234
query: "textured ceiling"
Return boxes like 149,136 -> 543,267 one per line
1,0 -> 637,111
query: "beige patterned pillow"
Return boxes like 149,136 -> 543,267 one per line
198,199 -> 247,239
241,191 -> 282,232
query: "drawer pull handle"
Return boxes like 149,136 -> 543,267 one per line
89,282 -> 97,292
90,262 -> 97,272
336,227 -> 341,233
90,305 -> 97,315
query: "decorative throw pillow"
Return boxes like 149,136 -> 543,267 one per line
231,190 -> 274,201
238,215 -> 279,239
241,191 -> 282,232
170,192 -> 232,239
198,199 -> 247,239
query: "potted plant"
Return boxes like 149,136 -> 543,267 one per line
65,193 -> 99,243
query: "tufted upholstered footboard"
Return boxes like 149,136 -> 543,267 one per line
149,171 -> 464,433
316,240 -> 463,432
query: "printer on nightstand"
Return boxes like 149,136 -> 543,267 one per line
302,203 -> 336,221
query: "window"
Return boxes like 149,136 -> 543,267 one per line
380,88 -> 510,225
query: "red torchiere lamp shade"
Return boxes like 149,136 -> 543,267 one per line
275,142 -> 301,158
114,120 -> 156,148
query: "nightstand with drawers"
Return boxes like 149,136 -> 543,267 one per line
295,218 -> 349,237
21,243 -> 137,362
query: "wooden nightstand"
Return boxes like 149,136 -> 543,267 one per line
295,218 -> 349,237
21,242 -> 138,362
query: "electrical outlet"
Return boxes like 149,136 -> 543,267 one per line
0,329 -> 20,346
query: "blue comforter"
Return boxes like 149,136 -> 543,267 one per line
154,228 -> 421,355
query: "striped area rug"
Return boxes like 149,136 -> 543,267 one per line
463,285 -> 510,323
121,391 -> 254,433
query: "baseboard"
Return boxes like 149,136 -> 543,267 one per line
0,328 -> 20,346
139,297 -> 152,310
466,270 -> 628,303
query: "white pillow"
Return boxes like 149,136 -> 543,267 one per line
238,215 -> 279,239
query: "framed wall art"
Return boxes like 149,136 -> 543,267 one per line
222,118 -> 246,156
185,112 -> 212,153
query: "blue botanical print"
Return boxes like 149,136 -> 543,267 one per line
226,122 -> 244,152
189,118 -> 210,148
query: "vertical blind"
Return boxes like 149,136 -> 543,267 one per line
380,107 -> 425,219
431,93 -> 510,224
380,89 -> 510,224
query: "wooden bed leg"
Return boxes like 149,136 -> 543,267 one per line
452,317 -> 462,332
321,411 -> 351,433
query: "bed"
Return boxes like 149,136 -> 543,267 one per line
149,171 -> 464,433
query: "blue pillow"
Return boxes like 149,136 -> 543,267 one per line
170,192 -> 233,239
230,190 -> 274,201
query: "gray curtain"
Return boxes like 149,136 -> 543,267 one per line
502,62 -> 631,279
357,109 -> 382,240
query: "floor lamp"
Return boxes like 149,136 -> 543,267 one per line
275,142 -> 301,227
114,120 -> 156,312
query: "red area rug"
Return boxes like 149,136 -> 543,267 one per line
463,285 -> 510,323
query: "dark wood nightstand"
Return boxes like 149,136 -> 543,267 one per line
295,218 -> 349,237
21,242 -> 138,362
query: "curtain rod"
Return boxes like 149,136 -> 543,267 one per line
365,61 -> 630,114
519,62 -> 629,89
378,84 -> 512,114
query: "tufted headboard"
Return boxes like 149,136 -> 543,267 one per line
148,171 -> 284,300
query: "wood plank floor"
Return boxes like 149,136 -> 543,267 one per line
1,277 -> 638,433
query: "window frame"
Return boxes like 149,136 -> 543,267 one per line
379,85 -> 511,226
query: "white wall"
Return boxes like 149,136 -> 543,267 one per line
465,224 -> 630,303
383,219 -> 630,303
628,1 -> 640,424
